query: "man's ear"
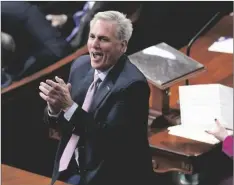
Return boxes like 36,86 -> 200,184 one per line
121,40 -> 128,53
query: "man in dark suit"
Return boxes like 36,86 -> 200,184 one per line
39,11 -> 153,185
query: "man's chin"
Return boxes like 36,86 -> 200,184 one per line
91,61 -> 102,70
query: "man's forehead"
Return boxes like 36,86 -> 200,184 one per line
90,20 -> 118,38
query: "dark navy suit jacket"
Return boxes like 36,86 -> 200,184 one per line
45,54 -> 154,185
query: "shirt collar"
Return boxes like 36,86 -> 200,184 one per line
94,66 -> 113,82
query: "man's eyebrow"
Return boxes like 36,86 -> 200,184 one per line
89,33 -> 110,40
98,36 -> 110,40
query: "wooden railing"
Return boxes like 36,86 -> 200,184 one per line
2,46 -> 88,95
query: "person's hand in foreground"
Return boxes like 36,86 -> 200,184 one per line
206,119 -> 229,141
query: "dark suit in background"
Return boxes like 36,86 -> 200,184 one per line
1,1 -> 71,79
69,1 -> 142,50
45,54 -> 154,185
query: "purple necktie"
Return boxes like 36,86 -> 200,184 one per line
59,74 -> 101,172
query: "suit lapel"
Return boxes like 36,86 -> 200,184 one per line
73,68 -> 95,105
90,78 -> 113,112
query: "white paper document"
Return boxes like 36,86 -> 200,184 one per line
168,84 -> 233,144
208,37 -> 233,54
168,125 -> 233,144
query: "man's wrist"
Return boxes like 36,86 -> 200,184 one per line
47,103 -> 61,116
48,108 -> 61,117
222,133 -> 229,142
64,102 -> 78,121
64,101 -> 75,113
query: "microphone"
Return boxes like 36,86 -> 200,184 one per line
185,12 -> 221,85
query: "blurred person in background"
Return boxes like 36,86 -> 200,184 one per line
1,31 -> 15,88
45,1 -> 142,51
1,1 -> 72,83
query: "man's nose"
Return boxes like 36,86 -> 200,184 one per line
91,38 -> 100,48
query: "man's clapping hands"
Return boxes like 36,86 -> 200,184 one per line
39,76 -> 74,114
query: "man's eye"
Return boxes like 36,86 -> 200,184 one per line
89,35 -> 95,39
101,38 -> 108,42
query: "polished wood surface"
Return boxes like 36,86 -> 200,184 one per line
2,164 -> 69,185
149,129 -> 219,174
149,130 -> 214,157
149,15 -> 233,174
170,15 -> 233,108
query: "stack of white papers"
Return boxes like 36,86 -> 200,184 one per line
168,125 -> 233,144
208,37 -> 233,54
168,84 -> 233,144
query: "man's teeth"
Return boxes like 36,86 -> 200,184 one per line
92,52 -> 103,58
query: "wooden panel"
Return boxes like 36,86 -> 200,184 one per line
148,82 -> 169,112
151,151 -> 193,174
149,130 -> 214,157
149,129 -> 223,174
2,164 -> 69,185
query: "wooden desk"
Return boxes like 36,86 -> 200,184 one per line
149,15 -> 233,184
2,164 -> 69,185
149,129 -> 219,174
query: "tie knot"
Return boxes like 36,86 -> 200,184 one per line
94,74 -> 101,84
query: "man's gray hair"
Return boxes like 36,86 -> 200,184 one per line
90,11 -> 133,42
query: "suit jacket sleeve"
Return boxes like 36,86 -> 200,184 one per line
222,136 -> 233,157
43,106 -> 59,129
